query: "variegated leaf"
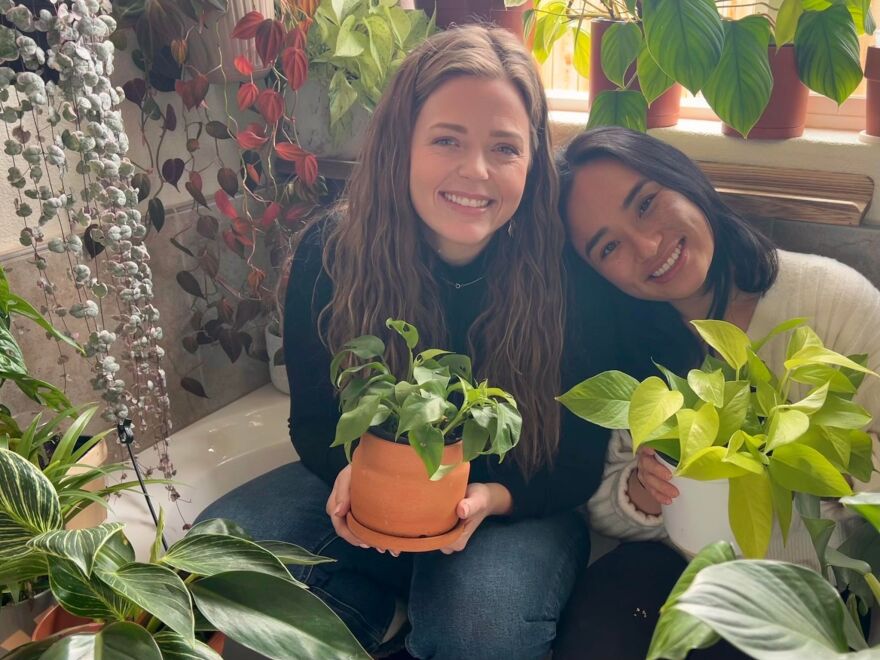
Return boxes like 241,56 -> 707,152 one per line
93,530 -> 136,573
161,533 -> 292,581
153,630 -> 224,660
48,556 -> 133,621
0,448 -> 62,561
36,622 -> 163,660
96,563 -> 195,645
30,522 -> 123,577
0,549 -> 49,586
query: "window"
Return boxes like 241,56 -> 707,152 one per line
542,1 -> 880,131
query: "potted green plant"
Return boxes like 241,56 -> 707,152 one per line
647,493 -> 880,659
525,0 -> 682,131
416,0 -> 533,42
330,318 -> 522,552
0,447 -> 371,658
559,318 -> 876,559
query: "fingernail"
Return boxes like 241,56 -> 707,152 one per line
334,505 -> 342,516
360,543 -> 369,549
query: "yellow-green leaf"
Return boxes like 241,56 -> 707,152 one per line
629,377 -> 684,450
729,469 -> 773,558
768,443 -> 853,497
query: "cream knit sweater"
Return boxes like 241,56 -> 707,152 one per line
586,250 -> 880,569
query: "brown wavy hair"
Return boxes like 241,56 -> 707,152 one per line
320,25 -> 565,478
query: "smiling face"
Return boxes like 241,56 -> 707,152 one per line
409,76 -> 531,265
566,158 -> 716,315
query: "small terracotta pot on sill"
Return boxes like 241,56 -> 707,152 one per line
865,46 -> 880,138
348,431 -> 469,553
722,45 -> 808,140
589,18 -> 682,129
32,605 -> 226,653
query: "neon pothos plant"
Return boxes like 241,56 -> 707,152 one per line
559,318 -> 877,559
0,447 -> 370,659
331,318 -> 522,480
648,493 -> 880,660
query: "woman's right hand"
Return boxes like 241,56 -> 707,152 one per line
326,464 -> 369,549
629,447 -> 680,513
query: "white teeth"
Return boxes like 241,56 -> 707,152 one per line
443,192 -> 490,208
652,242 -> 683,278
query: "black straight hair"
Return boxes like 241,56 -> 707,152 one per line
556,126 -> 780,373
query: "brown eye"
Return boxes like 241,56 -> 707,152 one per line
638,194 -> 656,217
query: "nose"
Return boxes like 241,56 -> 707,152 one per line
458,148 -> 489,180
630,230 -> 662,261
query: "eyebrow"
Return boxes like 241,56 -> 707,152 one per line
622,178 -> 650,210
584,227 -> 608,260
429,122 -> 524,142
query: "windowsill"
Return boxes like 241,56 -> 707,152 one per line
549,112 -> 880,227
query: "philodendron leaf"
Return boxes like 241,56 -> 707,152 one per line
642,0 -> 724,94
840,492 -> 880,532
768,443 -> 853,497
331,395 -> 380,448
728,469 -> 773,558
751,316 -> 807,353
600,22 -> 643,88
795,5 -> 863,104
845,0 -> 874,34
571,25 -> 590,79
39,622 -> 163,660
810,395 -> 872,429
185,518 -> 251,539
636,44 -> 674,105
629,377 -> 684,450
677,446 -> 751,481
385,318 -> 418,350
342,334 -> 385,360
770,478 -> 793,544
48,556 -> 132,620
256,540 -> 334,567
29,522 -> 124,578
775,0 -> 804,45
190,571 -> 371,660
97,562 -> 195,645
673,561 -> 850,657
677,404 -> 719,464
716,381 -> 750,446
654,362 -> 698,408
785,344 -> 877,376
787,382 -> 830,414
765,409 -> 810,451
587,90 -> 648,132
462,418 -> 489,462
397,395 -> 446,438
153,630 -> 223,660
489,402 -> 522,458
646,541 -> 734,660
161,533 -> 293,581
408,423 -> 444,478
686,369 -> 725,408
690,321 -> 750,372
703,15 -> 773,138
556,370 -> 640,429
0,448 -> 63,561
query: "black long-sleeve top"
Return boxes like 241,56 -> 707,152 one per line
283,224 -> 619,520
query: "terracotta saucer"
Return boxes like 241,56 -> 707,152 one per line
346,513 -> 466,553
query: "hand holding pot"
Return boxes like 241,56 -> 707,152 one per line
327,464 -> 370,549
438,482 -> 512,555
632,447 -> 679,509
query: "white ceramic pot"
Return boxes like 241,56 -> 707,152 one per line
265,324 -> 289,394
292,78 -> 370,159
186,0 -> 275,84
657,455 -> 741,557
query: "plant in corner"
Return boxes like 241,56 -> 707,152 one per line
558,317 -> 877,559
0,447 -> 371,659
330,318 -> 522,553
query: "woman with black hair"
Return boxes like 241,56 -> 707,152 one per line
552,126 -> 880,659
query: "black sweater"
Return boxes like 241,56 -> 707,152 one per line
283,225 -> 619,520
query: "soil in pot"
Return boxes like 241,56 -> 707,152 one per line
348,431 -> 469,552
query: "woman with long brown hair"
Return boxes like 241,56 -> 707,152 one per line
198,26 -> 617,658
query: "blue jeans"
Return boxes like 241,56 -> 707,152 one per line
196,461 -> 590,660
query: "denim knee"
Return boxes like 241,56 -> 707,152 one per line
406,511 -> 589,660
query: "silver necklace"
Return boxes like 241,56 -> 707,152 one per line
439,275 -> 486,290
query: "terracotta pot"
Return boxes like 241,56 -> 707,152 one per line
0,590 -> 54,653
349,432 -> 469,544
185,0 -> 275,83
722,45 -> 808,139
866,46 -> 880,137
589,18 -> 681,129
414,0 -> 534,44
32,605 -> 226,653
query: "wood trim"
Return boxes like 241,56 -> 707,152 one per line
697,161 -> 874,226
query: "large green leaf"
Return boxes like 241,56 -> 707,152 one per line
0,448 -> 63,561
397,394 -> 446,438
531,1 -> 568,64
795,6 -> 863,104
153,630 -> 224,660
810,395 -> 872,429
674,561 -> 850,657
0,549 -> 49,585
256,540 -> 335,567
190,571 -> 371,660
647,541 -> 734,660
556,370 -> 639,429
42,622 -> 163,660
587,90 -> 648,132
642,0 -> 723,94
97,562 -> 195,645
678,404 -> 719,464
686,369 -> 725,408
162,533 -> 293,581
785,344 -> 876,375
636,44 -> 675,105
629,377 -> 684,449
845,0 -> 875,33
461,418 -> 489,463
29,523 -> 123,578
751,317 -> 807,353
690,321 -> 750,372
331,395 -> 380,448
48,556 -> 132,620
702,16 -> 773,138
184,518 -> 251,540
767,444 -> 853,497
3,291 -> 81,354
840,492 -> 880,532
716,381 -> 750,446
775,0 -> 804,45
765,409 -> 810,451
770,478 -> 793,544
408,423 -> 444,478
0,322 -> 27,377
600,22 -> 642,88
678,446 -> 752,480
572,25 -> 590,79
728,470 -> 773,558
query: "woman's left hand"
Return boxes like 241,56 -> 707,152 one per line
438,482 -> 512,554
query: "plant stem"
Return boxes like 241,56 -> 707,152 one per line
866,573 -> 880,604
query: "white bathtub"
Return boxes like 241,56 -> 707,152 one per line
108,384 -> 298,558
